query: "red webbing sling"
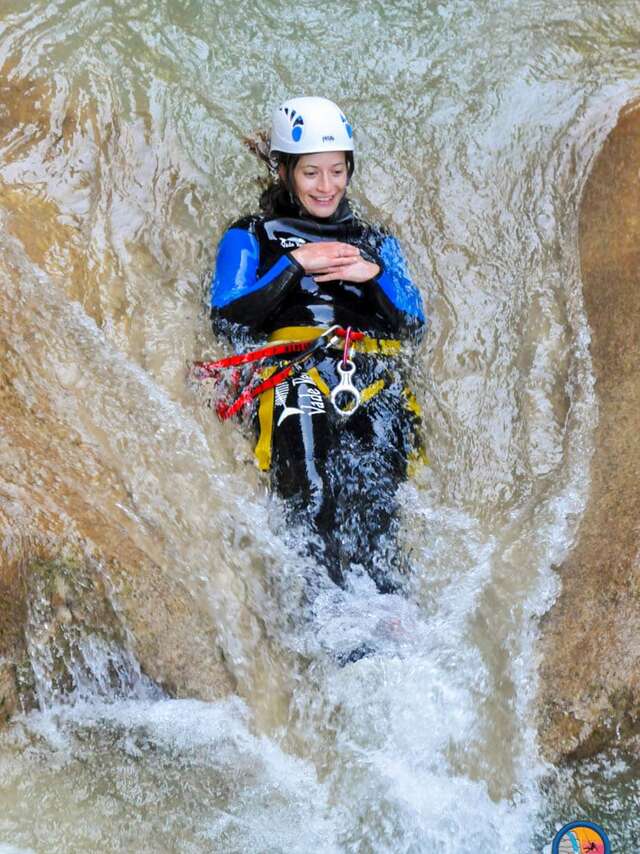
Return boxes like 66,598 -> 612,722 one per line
193,326 -> 364,420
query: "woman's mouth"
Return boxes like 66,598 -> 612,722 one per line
310,194 -> 335,206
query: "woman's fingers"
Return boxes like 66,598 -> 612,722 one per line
313,262 -> 360,282
314,257 -> 359,272
313,246 -> 360,267
312,263 -> 356,277
313,258 -> 380,283
291,241 -> 360,272
321,241 -> 360,257
313,272 -> 345,282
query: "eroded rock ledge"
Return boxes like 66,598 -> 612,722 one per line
0,337 -> 234,720
0,71 -> 238,721
537,103 -> 640,761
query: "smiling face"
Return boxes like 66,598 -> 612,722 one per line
283,151 -> 349,218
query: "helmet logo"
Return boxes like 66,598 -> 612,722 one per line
322,135 -> 335,143
340,113 -> 353,139
280,106 -> 305,142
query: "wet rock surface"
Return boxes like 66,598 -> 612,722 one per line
0,310 -> 235,719
0,407 -> 235,718
0,75 -> 234,713
537,103 -> 640,760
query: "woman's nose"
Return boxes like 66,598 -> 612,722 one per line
317,172 -> 332,192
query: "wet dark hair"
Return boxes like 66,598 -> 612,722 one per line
244,131 -> 354,217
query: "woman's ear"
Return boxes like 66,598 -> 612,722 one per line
278,163 -> 287,184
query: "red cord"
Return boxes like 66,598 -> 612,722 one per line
195,326 -> 367,420
342,326 -> 352,367
216,361 -> 294,420
193,328 -> 364,379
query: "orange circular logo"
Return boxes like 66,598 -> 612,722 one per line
551,821 -> 610,854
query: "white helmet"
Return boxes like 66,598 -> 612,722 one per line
270,96 -> 354,155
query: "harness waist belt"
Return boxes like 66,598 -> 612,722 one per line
268,326 -> 402,356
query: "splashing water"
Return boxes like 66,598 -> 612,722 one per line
1,0 -> 640,850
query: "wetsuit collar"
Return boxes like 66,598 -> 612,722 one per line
307,195 -> 353,224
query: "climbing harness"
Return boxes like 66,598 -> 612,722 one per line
193,325 -> 425,473
223,326 -> 337,420
192,325 -> 426,472
193,325 -> 369,421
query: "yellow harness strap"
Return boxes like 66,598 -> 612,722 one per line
361,379 -> 386,403
308,368 -> 384,405
268,326 -> 401,356
357,337 -> 402,356
402,387 -> 422,417
268,326 -> 327,343
255,367 -> 276,471
306,367 -> 330,396
254,328 -> 425,472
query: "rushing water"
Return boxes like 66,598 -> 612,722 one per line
1,0 -> 640,851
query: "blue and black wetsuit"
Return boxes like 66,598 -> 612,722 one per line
210,197 -> 426,593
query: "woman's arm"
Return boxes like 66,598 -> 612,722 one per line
370,235 -> 425,334
311,233 -> 425,336
210,220 -> 303,327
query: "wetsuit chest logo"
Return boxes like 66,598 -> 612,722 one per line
263,220 -> 315,250
276,235 -> 307,250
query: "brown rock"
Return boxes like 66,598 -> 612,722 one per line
0,120 -> 235,724
0,554 -> 28,721
537,103 -> 640,760
0,75 -> 235,715
0,358 -> 235,709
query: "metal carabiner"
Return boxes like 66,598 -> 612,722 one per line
330,358 -> 361,417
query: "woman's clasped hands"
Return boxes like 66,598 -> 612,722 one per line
290,241 -> 380,284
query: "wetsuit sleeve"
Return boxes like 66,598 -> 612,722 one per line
210,224 -> 304,327
369,236 -> 425,335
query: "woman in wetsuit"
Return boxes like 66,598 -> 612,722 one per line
210,97 -> 425,593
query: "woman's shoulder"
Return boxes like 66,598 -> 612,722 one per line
223,212 -> 264,235
350,211 -> 394,256
348,206 -> 391,240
